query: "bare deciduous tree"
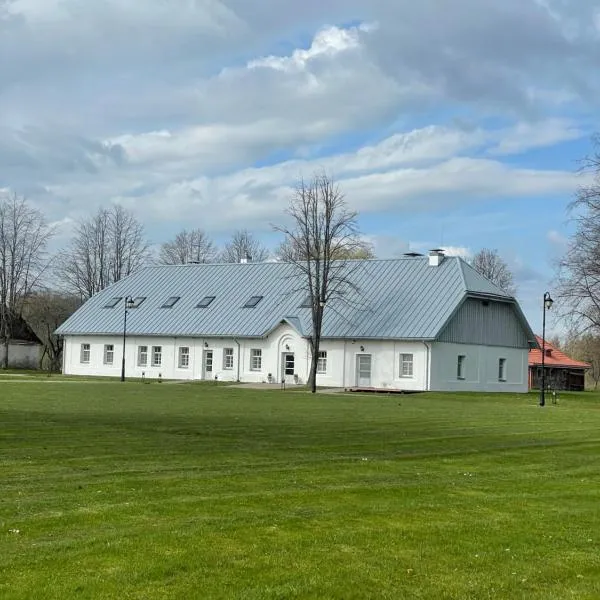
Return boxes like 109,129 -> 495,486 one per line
220,229 -> 270,263
22,290 -> 81,371
57,205 -> 150,299
159,229 -> 216,265
274,173 -> 364,393
275,236 -> 375,262
470,248 -> 516,295
564,333 -> 600,390
0,192 -> 53,367
556,137 -> 600,334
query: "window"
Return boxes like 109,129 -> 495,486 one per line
400,353 -> 414,378
103,344 -> 114,365
137,346 -> 148,367
498,358 -> 507,382
80,343 -> 91,364
130,297 -> 146,308
104,297 -> 122,309
161,296 -> 180,308
457,355 -> 466,379
300,295 -> 312,308
223,348 -> 234,370
178,347 -> 190,369
152,346 -> 162,367
250,349 -> 262,371
243,296 -> 263,308
317,351 -> 327,374
196,296 -> 216,308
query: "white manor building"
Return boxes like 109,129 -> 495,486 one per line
56,251 -> 537,393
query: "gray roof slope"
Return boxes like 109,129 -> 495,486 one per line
56,257 -> 523,341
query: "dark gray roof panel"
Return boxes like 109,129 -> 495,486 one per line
56,257 -> 517,340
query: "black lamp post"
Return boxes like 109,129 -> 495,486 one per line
121,296 -> 135,382
539,291 -> 554,407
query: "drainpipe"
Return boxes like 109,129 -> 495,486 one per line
423,342 -> 431,391
61,336 -> 66,374
234,338 -> 241,382
342,339 -> 347,389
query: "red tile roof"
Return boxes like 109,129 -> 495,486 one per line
529,336 -> 591,369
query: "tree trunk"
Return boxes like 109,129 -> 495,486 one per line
3,337 -> 9,369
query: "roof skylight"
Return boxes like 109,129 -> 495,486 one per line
161,296 -> 181,309
196,296 -> 216,308
103,297 -> 122,309
243,295 -> 263,308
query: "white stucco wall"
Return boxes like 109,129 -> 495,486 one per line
62,333 -> 527,392
429,342 -> 528,393
63,331 -> 429,390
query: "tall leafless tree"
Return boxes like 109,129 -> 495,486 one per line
57,205 -> 150,299
159,229 -> 216,265
0,192 -> 54,367
470,248 -> 516,295
274,173 -> 364,393
557,137 -> 600,333
219,229 -> 270,263
275,236 -> 375,262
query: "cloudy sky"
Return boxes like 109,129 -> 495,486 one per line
2,0 -> 600,333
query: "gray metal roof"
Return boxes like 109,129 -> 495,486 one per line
56,256 -> 528,341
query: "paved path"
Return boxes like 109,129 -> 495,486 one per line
229,382 -> 346,394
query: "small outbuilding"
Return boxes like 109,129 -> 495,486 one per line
0,312 -> 42,369
529,336 -> 590,392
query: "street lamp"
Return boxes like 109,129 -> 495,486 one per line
121,296 -> 135,382
540,291 -> 554,407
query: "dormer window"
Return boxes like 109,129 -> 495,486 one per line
545,349 -> 552,357
161,296 -> 180,308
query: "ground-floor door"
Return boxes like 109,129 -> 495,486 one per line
202,350 -> 213,380
356,354 -> 372,387
282,352 -> 295,384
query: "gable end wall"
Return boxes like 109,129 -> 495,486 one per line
437,298 -> 529,349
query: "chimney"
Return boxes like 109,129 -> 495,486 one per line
428,248 -> 445,267
240,253 -> 252,264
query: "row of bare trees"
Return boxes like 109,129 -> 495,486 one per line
0,178 -> 376,375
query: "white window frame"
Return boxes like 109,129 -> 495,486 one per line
137,346 -> 148,367
178,347 -> 190,369
457,355 -> 466,380
223,348 -> 234,370
103,344 -> 114,365
250,349 -> 262,371
317,350 -> 327,375
80,343 -> 91,364
400,353 -> 414,378
498,358 -> 507,382
152,346 -> 162,367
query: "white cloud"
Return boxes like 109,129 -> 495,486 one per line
489,119 -> 584,155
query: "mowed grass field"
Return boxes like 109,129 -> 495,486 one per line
1,381 -> 600,599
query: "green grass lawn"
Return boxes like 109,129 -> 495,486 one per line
1,382 -> 600,599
